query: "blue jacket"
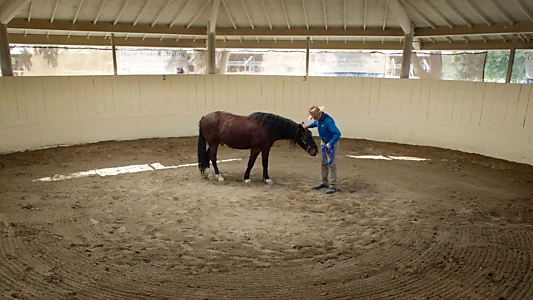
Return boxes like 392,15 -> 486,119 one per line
307,113 -> 341,146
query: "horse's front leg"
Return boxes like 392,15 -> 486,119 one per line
262,147 -> 273,184
243,148 -> 261,183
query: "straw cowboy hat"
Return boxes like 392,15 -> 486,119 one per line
308,105 -> 325,120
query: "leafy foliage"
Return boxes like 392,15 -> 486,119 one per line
483,50 -> 527,83
35,48 -> 59,68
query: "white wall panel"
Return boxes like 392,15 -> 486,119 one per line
0,75 -> 531,166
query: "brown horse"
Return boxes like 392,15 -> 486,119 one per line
197,111 -> 318,183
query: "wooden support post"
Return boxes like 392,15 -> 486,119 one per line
207,22 -> 216,74
305,37 -> 310,77
0,23 -> 13,76
111,33 -> 118,75
400,24 -> 414,79
505,34 -> 517,83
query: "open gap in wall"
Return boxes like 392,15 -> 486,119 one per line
4,45 -> 533,84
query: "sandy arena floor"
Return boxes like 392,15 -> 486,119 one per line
1,137 -> 532,299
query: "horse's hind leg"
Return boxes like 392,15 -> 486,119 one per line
243,148 -> 261,183
208,143 -> 224,182
202,148 -> 211,178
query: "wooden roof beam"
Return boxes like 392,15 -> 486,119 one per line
216,26 -> 404,37
169,0 -> 193,28
73,0 -> 84,24
260,0 -> 272,30
343,0 -> 346,30
440,0 -> 472,27
0,0 -> 32,24
416,21 -> 533,37
512,0 -> 533,21
488,0 -> 514,25
210,0 -> 221,33
94,0 -> 108,25
402,0 -> 436,29
8,33 -> 205,48
363,0 -> 367,30
240,0 -> 254,30
27,1 -> 32,22
114,0 -> 130,26
422,39 -> 533,50
51,0 -> 60,23
464,0 -> 492,26
187,0 -> 210,29
302,0 -> 309,30
322,0 -> 327,30
151,0 -> 172,27
8,33 -> 533,51
133,0 -> 151,27
385,0 -> 412,34
281,0 -> 291,30
424,0 -> 454,28
221,0 -> 237,30
8,18 -> 207,36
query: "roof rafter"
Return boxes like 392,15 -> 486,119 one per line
402,0 -> 436,29
385,0 -> 412,34
423,0 -> 454,28
322,0 -> 327,30
221,0 -> 237,30
209,0 -> 221,33
51,0 -> 60,23
187,0 -> 210,29
0,0 -> 32,24
281,0 -> 291,30
27,1 -> 32,22
464,0 -> 492,26
151,0 -> 173,27
240,0 -> 254,30
302,0 -> 309,30
512,0 -> 533,21
488,0 -> 514,25
363,0 -> 367,30
260,0 -> 272,30
440,0 -> 472,27
73,0 -> 84,24
94,0 -> 108,25
114,0 -> 130,25
382,3 -> 387,30
169,0 -> 193,28
343,0 -> 346,30
133,0 -> 151,27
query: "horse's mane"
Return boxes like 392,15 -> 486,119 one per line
248,112 -> 299,142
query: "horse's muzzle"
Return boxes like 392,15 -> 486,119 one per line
308,147 -> 318,156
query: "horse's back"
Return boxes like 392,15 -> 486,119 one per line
200,111 -> 267,149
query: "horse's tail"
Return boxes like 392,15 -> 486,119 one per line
197,116 -> 210,174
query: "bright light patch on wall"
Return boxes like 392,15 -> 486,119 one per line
33,159 -> 241,182
346,155 -> 428,161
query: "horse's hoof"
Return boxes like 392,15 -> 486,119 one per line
264,179 -> 273,184
244,179 -> 251,184
216,175 -> 224,182
203,168 -> 210,178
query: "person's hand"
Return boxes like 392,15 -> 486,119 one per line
326,143 -> 331,149
301,122 -> 308,129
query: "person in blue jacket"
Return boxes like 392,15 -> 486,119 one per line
303,105 -> 342,194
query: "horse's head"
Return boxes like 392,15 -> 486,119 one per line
296,124 -> 318,156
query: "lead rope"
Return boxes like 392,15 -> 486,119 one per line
321,144 -> 335,165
